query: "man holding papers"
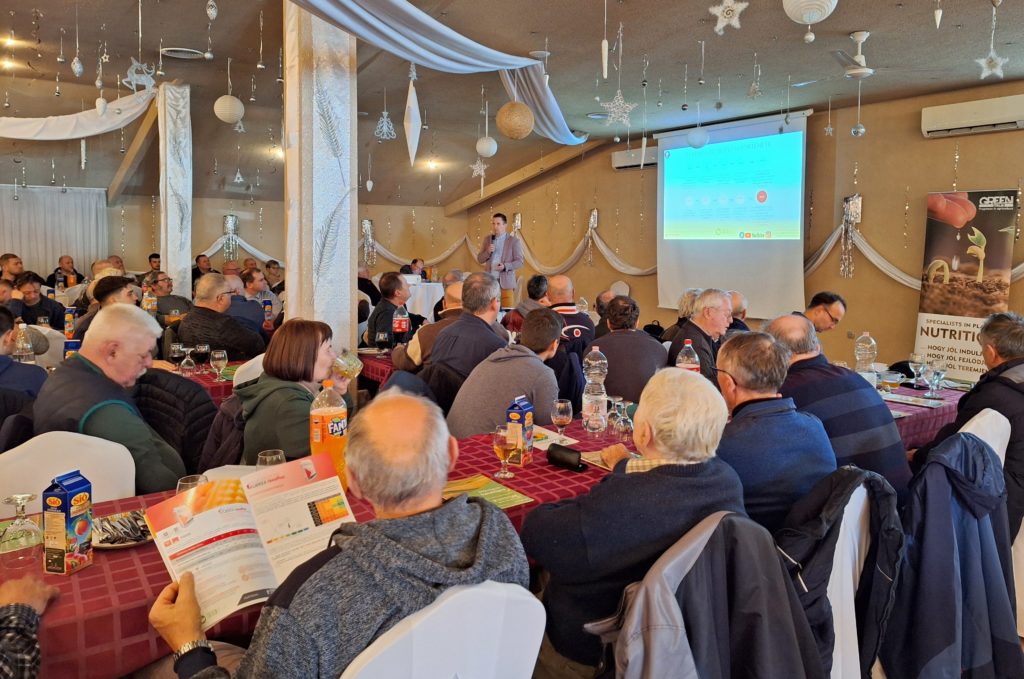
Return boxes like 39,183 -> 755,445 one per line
147,391 -> 529,678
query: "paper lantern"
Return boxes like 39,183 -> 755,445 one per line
476,136 -> 498,158
496,101 -> 534,140
95,97 -> 108,115
782,0 -> 838,25
687,128 -> 709,149
214,95 -> 245,124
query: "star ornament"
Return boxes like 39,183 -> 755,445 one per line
709,0 -> 749,36
976,49 -> 1008,79
469,157 -> 488,179
600,89 -> 638,128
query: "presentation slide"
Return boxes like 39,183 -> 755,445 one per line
662,131 -> 804,241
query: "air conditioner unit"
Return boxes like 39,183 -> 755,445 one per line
611,143 -> 659,170
921,94 -> 1024,138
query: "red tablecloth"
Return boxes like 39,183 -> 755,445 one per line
187,363 -> 243,408
889,386 -> 964,449
358,352 -> 394,385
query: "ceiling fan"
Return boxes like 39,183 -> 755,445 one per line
792,31 -> 875,88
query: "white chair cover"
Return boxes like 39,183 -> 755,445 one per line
826,485 -> 871,679
0,432 -> 135,515
233,353 -> 265,385
610,280 -> 630,296
662,341 -> 672,351
340,581 -> 545,679
32,325 -> 68,369
64,283 -> 87,303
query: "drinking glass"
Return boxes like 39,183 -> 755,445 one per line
0,494 -> 43,575
878,371 -> 904,394
210,350 -> 229,382
179,348 -> 197,378
908,353 -> 927,388
33,317 -> 50,330
168,343 -> 186,373
256,450 -> 286,466
492,426 -> 517,480
577,297 -> 589,314
333,349 -> 364,380
583,403 -> 608,437
176,474 -> 209,495
925,360 -> 947,398
193,343 -> 211,375
374,331 -> 391,354
615,401 -> 635,443
551,399 -> 573,438
607,396 -> 623,431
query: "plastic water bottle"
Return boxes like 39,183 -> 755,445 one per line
13,323 -> 35,364
310,380 -> 349,489
675,339 -> 701,373
854,331 -> 878,386
391,305 -> 410,346
582,346 -> 609,434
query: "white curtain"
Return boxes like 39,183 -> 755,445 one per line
0,186 -> 107,274
0,91 -> 154,141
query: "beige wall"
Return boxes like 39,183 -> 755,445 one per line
358,204 -> 474,276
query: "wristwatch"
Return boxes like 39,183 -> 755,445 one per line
173,638 -> 214,662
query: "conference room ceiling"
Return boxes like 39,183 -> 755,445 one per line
1,1 -> 1021,206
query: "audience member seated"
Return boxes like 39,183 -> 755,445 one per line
661,287 -> 702,345
0,253 -> 22,286
0,575 -> 60,679
357,264 -> 380,306
89,258 -> 111,279
34,304 -> 186,493
501,274 -> 550,334
136,252 -> 161,286
0,306 -> 47,397
767,314 -> 911,499
586,295 -> 667,404
242,257 -> 259,271
547,275 -> 595,360
265,259 -> 285,295
45,255 -> 84,289
143,270 -> 193,327
73,276 -> 138,340
399,258 -> 428,279
912,311 -> 1024,540
241,267 -> 282,318
107,254 -> 126,275
6,273 -> 65,328
592,289 -> 616,339
178,274 -> 265,361
802,291 -> 847,334
393,282 -> 463,373
522,368 -> 745,675
727,290 -> 750,333
429,272 -> 506,379
447,308 -> 561,438
191,254 -> 218,288
147,390 -> 529,678
0,280 -> 12,307
715,332 -> 836,532
235,319 -> 350,464
666,287 -> 732,385
223,275 -> 269,339
431,269 -> 464,321
365,272 -> 424,346
221,260 -> 242,279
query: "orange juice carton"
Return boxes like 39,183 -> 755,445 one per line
43,470 -> 93,575
506,395 -> 534,466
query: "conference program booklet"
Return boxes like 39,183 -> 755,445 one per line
144,454 -> 354,629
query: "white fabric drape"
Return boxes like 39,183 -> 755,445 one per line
519,233 -> 589,275
157,84 -> 193,293
803,224 -> 845,276
0,92 -> 154,141
288,0 -> 584,145
592,231 -> 657,276
0,186 -> 107,273
200,235 -> 284,266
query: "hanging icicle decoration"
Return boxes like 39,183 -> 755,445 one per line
258,206 -> 264,240
71,0 -> 84,77
12,175 -> 18,201
249,74 -> 256,103
681,64 -> 689,111
80,138 -> 87,170
585,208 -> 599,267
119,126 -> 126,154
903,185 -> 911,249
257,11 -> 266,69
61,176 -> 67,194
361,218 -> 377,266
156,38 -> 165,77
601,0 -> 609,79
151,194 -> 158,250
839,194 -> 863,279
57,27 -> 66,64
276,47 -> 284,83
49,158 -> 56,185
698,40 -> 706,85
120,206 -> 127,258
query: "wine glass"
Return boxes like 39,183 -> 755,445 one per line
551,399 -> 573,438
607,396 -> 623,431
583,401 -> 608,437
256,450 -> 286,466
492,425 -> 517,480
168,343 -> 186,373
908,353 -> 927,388
577,297 -> 589,314
193,343 -> 211,375
616,401 -> 635,443
925,359 -> 947,398
176,474 -> 209,495
179,348 -> 197,378
0,494 -> 43,575
374,331 -> 390,355
210,350 -> 229,382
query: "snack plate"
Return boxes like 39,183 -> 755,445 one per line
92,509 -> 153,550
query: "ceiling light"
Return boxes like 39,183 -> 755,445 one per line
1,59 -> 13,71
427,159 -> 438,170
5,31 -> 14,48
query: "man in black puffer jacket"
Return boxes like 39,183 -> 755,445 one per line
913,311 -> 1024,540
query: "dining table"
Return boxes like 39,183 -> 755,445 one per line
887,385 -> 965,449
187,362 -> 243,408
357,351 -> 395,386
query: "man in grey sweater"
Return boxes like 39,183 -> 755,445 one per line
447,308 -> 562,438
148,391 -> 530,679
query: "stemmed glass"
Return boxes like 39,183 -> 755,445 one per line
193,343 -> 211,375
168,343 -> 186,373
492,425 -> 517,480
176,474 -> 209,495
257,450 -> 286,466
615,401 -> 634,443
179,348 -> 197,378
551,399 -> 573,439
374,331 -> 390,355
908,353 -> 927,388
0,494 -> 43,575
925,359 -> 947,398
210,350 -> 229,382
607,396 -> 623,431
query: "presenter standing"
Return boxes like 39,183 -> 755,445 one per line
476,212 -> 524,309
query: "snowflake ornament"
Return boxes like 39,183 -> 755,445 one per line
600,89 -> 638,127
708,0 -> 749,36
470,157 -> 488,198
976,49 -> 1008,79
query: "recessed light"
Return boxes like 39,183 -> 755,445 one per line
586,112 -> 609,120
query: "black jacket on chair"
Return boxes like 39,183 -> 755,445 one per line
133,369 -> 217,475
198,393 -> 246,474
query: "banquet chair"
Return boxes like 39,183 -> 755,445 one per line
0,413 -> 33,453
63,283 -> 87,304
33,325 -> 68,369
340,581 -> 544,679
0,432 -> 135,515
233,353 -> 265,385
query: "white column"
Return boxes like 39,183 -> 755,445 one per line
157,83 -> 193,292
283,1 -> 358,350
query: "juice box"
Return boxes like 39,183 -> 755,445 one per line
506,395 -> 534,466
42,470 -> 93,575
63,339 -> 81,359
262,299 -> 274,322
63,308 -> 77,339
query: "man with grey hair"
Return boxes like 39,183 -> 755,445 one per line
662,287 -> 703,344
912,311 -> 1024,538
178,273 -> 265,360
34,304 -> 185,493
767,313 -> 911,499
431,269 -> 465,321
524,369 -> 744,675
143,270 -> 193,327
148,391 -> 529,678
666,287 -> 733,385
428,272 -> 506,378
727,290 -> 750,333
715,332 -> 835,531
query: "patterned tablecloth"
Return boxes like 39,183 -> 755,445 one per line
358,352 -> 395,385
30,420 -> 620,677
187,362 -> 243,408
888,386 -> 964,449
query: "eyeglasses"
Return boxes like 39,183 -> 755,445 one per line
823,307 -> 841,326
712,367 -> 746,389
154,277 -> 171,284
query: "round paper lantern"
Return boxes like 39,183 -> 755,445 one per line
687,127 -> 709,149
782,0 -> 838,25
476,136 -> 498,158
214,94 -> 245,124
95,97 -> 108,115
495,101 -> 534,140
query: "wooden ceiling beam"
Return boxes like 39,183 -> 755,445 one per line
443,138 -> 607,217
106,98 -> 159,206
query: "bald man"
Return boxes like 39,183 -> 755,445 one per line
178,274 -> 265,361
547,275 -> 595,360
148,391 -> 529,678
393,281 -> 465,372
